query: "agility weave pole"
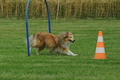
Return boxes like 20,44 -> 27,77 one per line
25,0 -> 31,56
44,0 -> 51,33
25,0 -> 51,56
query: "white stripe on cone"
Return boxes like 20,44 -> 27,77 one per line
95,48 -> 105,53
97,36 -> 103,42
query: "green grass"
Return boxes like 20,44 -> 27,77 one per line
0,18 -> 120,80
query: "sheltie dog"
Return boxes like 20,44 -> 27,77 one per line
29,32 -> 78,56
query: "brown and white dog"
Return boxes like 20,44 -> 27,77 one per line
29,32 -> 78,56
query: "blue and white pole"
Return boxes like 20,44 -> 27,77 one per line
25,0 -> 31,56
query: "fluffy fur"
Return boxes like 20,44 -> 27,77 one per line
29,32 -> 78,56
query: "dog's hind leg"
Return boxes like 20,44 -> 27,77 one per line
29,47 -> 31,53
36,47 -> 45,55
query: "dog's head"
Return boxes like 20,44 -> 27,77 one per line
60,32 -> 75,43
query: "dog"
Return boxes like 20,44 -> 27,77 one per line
29,32 -> 78,56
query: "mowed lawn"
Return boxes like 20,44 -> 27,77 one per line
0,19 -> 120,80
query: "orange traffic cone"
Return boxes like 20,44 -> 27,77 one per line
93,31 -> 106,59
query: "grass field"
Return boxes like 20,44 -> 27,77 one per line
0,18 -> 120,80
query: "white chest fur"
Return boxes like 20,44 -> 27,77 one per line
61,42 -> 71,49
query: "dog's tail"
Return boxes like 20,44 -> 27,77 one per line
26,34 -> 36,47
29,34 -> 37,47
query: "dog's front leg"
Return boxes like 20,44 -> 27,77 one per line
65,50 -> 78,56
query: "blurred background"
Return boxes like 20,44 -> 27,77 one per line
0,0 -> 120,19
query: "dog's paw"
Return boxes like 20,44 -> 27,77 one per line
36,53 -> 40,55
72,54 -> 78,56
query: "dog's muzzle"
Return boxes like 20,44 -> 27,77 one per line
70,40 -> 75,43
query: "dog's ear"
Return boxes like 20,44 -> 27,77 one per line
59,32 -> 68,38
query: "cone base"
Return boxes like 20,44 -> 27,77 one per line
93,53 -> 106,59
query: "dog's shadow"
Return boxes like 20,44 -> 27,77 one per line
31,49 -> 69,56
32,52 -> 68,56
